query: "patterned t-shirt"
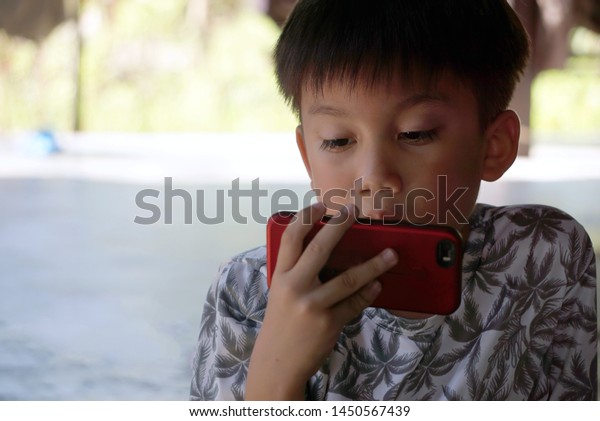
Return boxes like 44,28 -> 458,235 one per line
190,204 -> 598,400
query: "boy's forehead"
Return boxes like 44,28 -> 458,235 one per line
299,72 -> 475,111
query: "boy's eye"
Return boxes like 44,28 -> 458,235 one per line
320,138 -> 354,151
398,130 -> 437,143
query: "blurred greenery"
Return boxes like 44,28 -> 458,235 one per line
0,0 -> 297,132
0,0 -> 598,138
532,55 -> 600,139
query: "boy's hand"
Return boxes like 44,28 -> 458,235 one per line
246,202 -> 398,400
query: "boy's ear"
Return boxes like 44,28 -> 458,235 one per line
296,125 -> 313,177
481,110 -> 520,182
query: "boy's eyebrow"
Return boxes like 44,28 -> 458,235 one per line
400,93 -> 451,108
308,104 -> 350,117
308,93 -> 451,117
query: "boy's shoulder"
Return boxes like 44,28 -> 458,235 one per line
215,245 -> 268,284
228,245 -> 268,267
471,203 -> 595,271
207,246 -> 269,325
474,203 -> 589,235
212,245 -> 268,292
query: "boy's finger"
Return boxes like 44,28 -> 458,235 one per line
272,202 -> 327,278
315,248 -> 398,308
290,204 -> 357,283
334,280 -> 382,325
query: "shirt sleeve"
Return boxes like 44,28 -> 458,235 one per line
190,251 -> 268,400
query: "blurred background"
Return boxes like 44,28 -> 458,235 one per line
0,0 -> 598,400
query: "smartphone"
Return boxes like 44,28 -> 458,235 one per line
266,211 -> 463,314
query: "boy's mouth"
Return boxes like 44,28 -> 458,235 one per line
358,209 -> 400,221
323,203 -> 406,223
325,203 -> 443,226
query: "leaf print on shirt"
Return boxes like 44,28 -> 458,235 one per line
199,284 -> 218,338
330,351 -> 372,400
492,299 -> 560,398
366,329 -> 422,384
306,371 -> 327,400
331,329 -> 423,400
560,226 -> 597,290
499,248 -> 566,394
448,295 -> 484,343
342,314 -> 366,339
220,268 -> 266,327
508,207 -> 569,248
465,357 -> 511,400
505,248 -> 565,313
441,294 -> 514,397
390,326 -> 450,398
580,302 -> 598,345
193,340 -> 219,400
441,385 -> 464,400
466,233 -> 518,294
555,297 -> 586,340
213,263 -> 264,399
558,352 -> 598,400
444,295 -> 487,370
215,321 -> 258,400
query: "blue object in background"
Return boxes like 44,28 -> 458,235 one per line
24,130 -> 61,156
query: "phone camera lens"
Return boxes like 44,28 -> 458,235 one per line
436,240 -> 456,268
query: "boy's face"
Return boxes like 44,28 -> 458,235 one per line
296,74 -> 489,237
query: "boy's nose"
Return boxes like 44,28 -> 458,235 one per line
357,149 -> 403,197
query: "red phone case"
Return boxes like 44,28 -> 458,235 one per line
267,211 -> 463,314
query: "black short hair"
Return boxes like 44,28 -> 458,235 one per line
274,0 -> 530,128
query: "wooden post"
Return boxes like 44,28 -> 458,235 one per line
73,0 -> 84,132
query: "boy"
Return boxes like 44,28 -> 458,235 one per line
190,0 -> 597,400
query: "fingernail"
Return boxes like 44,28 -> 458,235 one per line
382,248 -> 398,264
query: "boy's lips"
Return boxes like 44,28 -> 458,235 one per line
357,206 -> 404,221
323,206 -> 402,222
